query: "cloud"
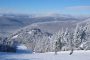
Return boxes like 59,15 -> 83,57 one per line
0,8 -> 22,14
65,6 -> 90,11
0,8 -> 13,13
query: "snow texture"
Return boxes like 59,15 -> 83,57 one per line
16,44 -> 32,53
12,35 -> 18,39
16,44 -> 27,50
0,50 -> 90,60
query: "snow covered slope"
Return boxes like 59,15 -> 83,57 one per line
29,21 -> 77,33
0,50 -> 90,60
0,13 -> 88,36
8,28 -> 52,53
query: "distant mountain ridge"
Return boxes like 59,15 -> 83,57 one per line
0,13 -> 89,36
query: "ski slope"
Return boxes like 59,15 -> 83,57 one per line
0,50 -> 90,60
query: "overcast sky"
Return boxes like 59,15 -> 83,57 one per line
0,0 -> 90,15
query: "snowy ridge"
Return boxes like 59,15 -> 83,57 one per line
0,13 -> 88,37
